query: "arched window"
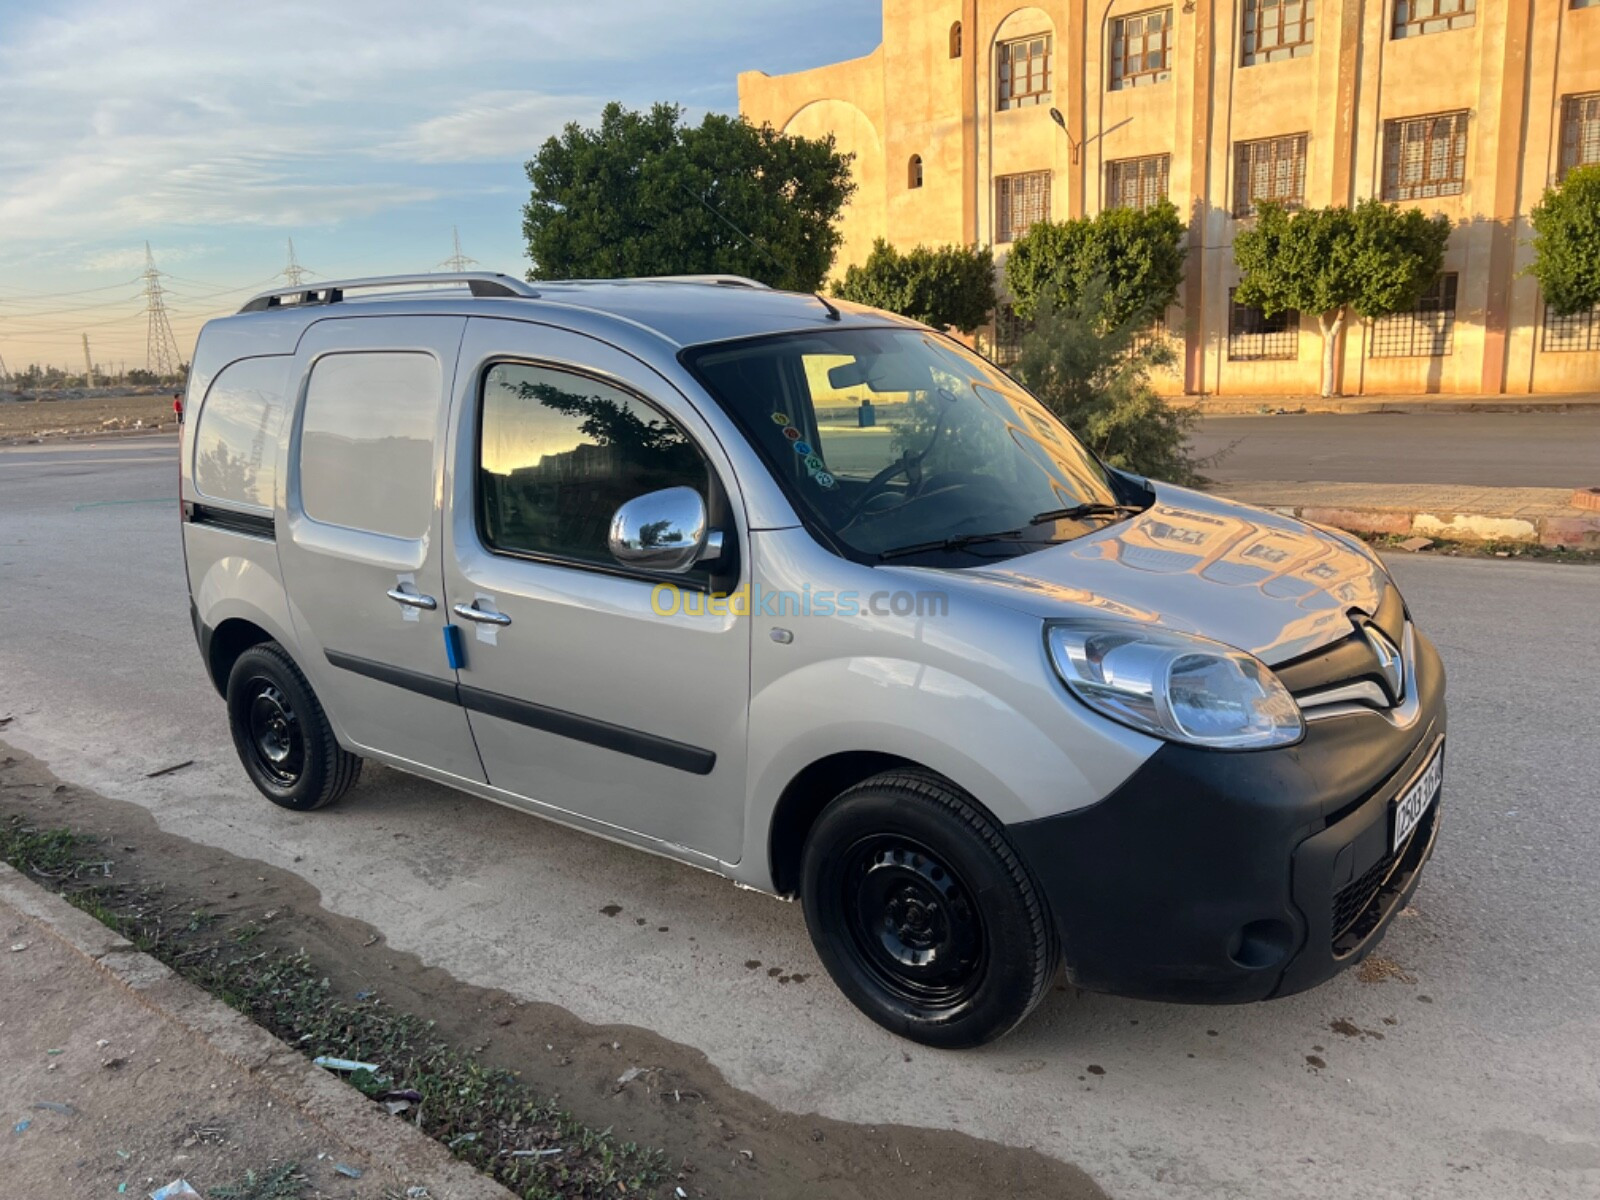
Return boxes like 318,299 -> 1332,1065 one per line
950,21 -> 963,58
909,154 -> 924,189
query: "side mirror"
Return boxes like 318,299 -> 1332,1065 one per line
608,486 -> 721,574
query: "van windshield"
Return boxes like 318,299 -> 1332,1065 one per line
683,328 -> 1129,562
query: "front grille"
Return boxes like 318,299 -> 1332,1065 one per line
1277,586 -> 1408,701
1331,802 -> 1437,951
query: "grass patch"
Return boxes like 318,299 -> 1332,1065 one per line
0,817 -> 667,1200
207,1162 -> 307,1199
0,817 -> 82,874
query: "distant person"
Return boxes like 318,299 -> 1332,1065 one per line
173,393 -> 184,424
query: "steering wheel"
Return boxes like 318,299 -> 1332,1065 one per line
840,451 -> 924,525
916,471 -> 1003,499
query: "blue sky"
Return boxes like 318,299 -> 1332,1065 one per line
0,0 -> 883,369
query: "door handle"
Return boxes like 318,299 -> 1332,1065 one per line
386,587 -> 437,611
453,601 -> 512,627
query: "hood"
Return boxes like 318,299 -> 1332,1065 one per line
892,484 -> 1395,665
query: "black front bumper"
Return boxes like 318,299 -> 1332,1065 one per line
1009,629 -> 1446,1005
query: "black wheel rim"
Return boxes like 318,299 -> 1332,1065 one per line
842,836 -> 986,1008
246,680 -> 304,788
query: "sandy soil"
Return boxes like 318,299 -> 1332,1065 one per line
0,744 -> 1105,1200
0,393 -> 178,442
1,901 -> 393,1199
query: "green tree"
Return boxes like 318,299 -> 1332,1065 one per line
1004,200 -> 1185,329
1012,282 -> 1202,486
1234,199 -> 1450,397
832,239 -> 997,332
522,102 -> 855,291
1527,164 -> 1600,316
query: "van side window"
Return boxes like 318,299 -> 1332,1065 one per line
300,352 -> 440,540
194,356 -> 289,510
478,362 -> 710,573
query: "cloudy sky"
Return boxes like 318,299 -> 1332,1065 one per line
0,0 -> 881,370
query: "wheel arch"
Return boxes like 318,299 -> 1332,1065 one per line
205,617 -> 277,696
768,751 -> 975,897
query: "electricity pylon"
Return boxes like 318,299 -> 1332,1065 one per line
142,243 -> 181,378
439,226 -> 478,272
283,238 -> 308,287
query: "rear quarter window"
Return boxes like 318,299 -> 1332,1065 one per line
193,356 -> 290,510
299,351 -> 441,540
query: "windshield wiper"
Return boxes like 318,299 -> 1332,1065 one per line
877,527 -> 1031,561
1029,503 -> 1144,526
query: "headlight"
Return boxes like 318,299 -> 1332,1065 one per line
1046,621 -> 1303,750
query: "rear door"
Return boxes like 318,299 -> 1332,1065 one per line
440,318 -> 749,862
277,316 -> 484,781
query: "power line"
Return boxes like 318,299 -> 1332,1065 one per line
0,276 -> 142,300
143,243 -> 181,377
0,291 -> 145,320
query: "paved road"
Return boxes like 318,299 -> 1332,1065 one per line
1191,411 -> 1600,487
3,436 -> 1598,1200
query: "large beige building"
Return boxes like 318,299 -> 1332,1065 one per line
740,1 -> 1600,396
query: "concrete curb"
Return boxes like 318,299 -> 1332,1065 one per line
1191,395 -> 1600,416
0,861 -> 513,1200
1214,482 -> 1600,549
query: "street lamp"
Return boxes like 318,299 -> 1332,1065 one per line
1049,106 -> 1082,165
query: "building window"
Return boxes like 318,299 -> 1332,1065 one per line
1233,134 -> 1308,217
1573,0 -> 1600,8
1229,289 -> 1300,360
1542,302 -> 1600,353
997,171 -> 1052,242
908,155 -> 924,189
950,21 -> 963,58
1560,93 -> 1600,180
998,34 -> 1053,109
988,305 -> 1033,366
1107,155 -> 1171,209
1383,112 -> 1469,201
1110,9 -> 1173,90
1370,273 -> 1458,358
1241,0 -> 1315,65
1392,0 -> 1475,37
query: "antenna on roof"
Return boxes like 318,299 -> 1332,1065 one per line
814,293 -> 842,321
673,183 -> 795,291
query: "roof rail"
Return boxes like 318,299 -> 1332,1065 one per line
641,274 -> 771,289
238,272 -> 539,314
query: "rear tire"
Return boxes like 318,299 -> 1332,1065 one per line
800,771 -> 1058,1048
226,642 -> 360,811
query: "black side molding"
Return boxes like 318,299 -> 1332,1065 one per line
322,651 -> 716,776
324,651 -> 460,706
458,685 -> 716,776
184,502 -> 275,541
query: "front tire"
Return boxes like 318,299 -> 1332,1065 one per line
226,643 -> 360,811
800,771 -> 1058,1048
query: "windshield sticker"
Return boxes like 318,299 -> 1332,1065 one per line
783,426 -> 802,441
771,412 -> 790,426
814,471 -> 837,490
803,454 -> 825,474
794,440 -> 813,456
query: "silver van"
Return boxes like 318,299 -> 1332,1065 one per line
180,273 -> 1444,1047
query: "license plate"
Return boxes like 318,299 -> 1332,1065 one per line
1393,744 -> 1443,852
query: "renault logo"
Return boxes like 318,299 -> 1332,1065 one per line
1362,622 -> 1405,704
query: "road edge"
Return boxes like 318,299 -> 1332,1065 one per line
0,860 -> 513,1200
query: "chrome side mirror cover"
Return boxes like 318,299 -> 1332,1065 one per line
608,486 -> 718,574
